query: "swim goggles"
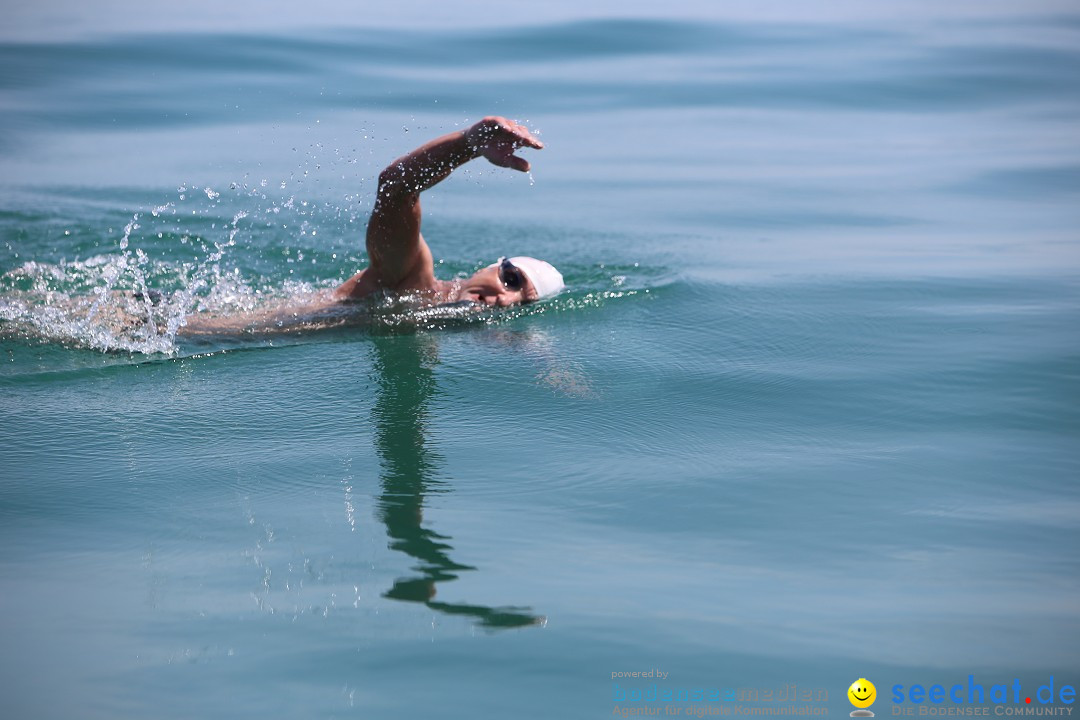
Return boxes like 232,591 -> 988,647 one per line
497,257 -> 526,292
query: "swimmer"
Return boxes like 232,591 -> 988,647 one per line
3,116 -> 564,348
177,116 -> 563,337
333,115 -> 565,307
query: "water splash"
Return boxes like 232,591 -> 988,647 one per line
0,211 -> 251,355
1,180 -> 657,355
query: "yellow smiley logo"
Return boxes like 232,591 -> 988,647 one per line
848,678 -> 877,709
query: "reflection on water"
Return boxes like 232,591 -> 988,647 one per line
370,332 -> 543,629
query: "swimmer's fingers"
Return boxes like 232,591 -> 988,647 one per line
503,152 -> 532,172
504,119 -> 543,150
481,143 -> 532,172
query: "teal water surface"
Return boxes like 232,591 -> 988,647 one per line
2,4 -> 1079,719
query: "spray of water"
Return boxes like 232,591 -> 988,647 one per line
1,176 -> 645,355
0,206 -> 253,354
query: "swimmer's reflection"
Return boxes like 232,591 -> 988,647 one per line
370,333 -> 542,629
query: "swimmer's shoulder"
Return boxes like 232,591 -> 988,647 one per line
334,268 -> 453,303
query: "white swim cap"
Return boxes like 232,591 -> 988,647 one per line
489,256 -> 565,300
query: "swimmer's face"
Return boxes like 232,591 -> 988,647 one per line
458,259 -> 538,307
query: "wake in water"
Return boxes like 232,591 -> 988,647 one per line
1,247 -> 646,354
0,185 -> 652,356
1,210 -> 253,354
0,253 -> 507,355
1,247 -> 641,354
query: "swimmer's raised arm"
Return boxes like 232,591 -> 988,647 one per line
338,116 -> 542,298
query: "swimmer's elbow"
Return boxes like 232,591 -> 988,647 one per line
377,165 -> 400,189
377,165 -> 417,203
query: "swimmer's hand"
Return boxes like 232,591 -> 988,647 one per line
465,116 -> 543,172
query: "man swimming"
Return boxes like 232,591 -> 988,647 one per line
2,116 -> 563,348
333,115 -> 564,307
172,116 -> 563,338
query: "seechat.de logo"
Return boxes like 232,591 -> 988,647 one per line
891,676 -> 1076,714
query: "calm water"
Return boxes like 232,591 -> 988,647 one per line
2,3 -> 1079,718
